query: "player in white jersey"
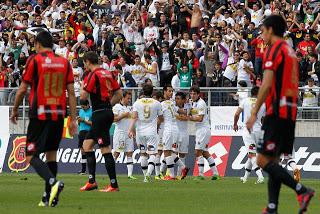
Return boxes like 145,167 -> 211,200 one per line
175,91 -> 190,178
280,147 -> 300,182
128,84 -> 163,182
160,86 -> 189,180
189,86 -> 220,181
112,91 -> 136,180
233,86 -> 264,184
152,91 -> 165,180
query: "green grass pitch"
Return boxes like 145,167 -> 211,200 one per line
0,173 -> 319,214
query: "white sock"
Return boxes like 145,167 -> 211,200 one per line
177,157 -> 186,176
160,159 -> 167,174
165,156 -> 175,178
172,153 -> 185,168
147,155 -> 156,176
126,156 -> 133,177
206,156 -> 219,176
140,155 -> 148,176
197,156 -> 204,176
288,159 -> 298,171
243,158 -> 252,179
155,155 -> 161,176
251,156 -> 263,179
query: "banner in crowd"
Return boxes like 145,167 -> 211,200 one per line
210,106 -> 244,136
2,135 -> 320,178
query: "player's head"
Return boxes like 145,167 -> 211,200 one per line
34,30 -> 53,52
189,85 -> 200,101
152,90 -> 164,102
80,99 -> 90,110
142,84 -> 153,97
251,86 -> 260,97
262,15 -> 286,44
122,90 -> 132,105
83,51 -> 99,71
163,85 -> 173,99
175,91 -> 186,107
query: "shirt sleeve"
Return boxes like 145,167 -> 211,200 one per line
197,100 -> 206,115
22,55 -> 36,84
112,104 -> 120,115
263,46 -> 283,72
83,72 -> 96,93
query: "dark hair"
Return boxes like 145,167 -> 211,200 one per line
80,99 -> 89,106
175,91 -> 186,100
152,90 -> 163,100
262,15 -> 286,37
83,52 -> 99,64
35,30 -> 53,48
134,55 -> 141,59
238,80 -> 247,87
251,86 -> 259,96
144,54 -> 152,60
142,84 -> 153,97
190,85 -> 200,94
163,85 -> 173,92
123,90 -> 132,97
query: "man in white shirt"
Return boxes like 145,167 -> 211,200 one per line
113,91 -> 136,180
181,32 -> 194,50
128,84 -> 163,182
245,0 -> 265,27
55,38 -> 67,58
189,86 -> 220,181
130,55 -> 146,86
143,19 -> 159,44
237,51 -> 254,87
301,78 -> 319,119
234,86 -> 265,184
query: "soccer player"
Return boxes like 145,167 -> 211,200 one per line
281,148 -> 300,182
189,85 -> 220,181
175,91 -> 190,178
233,86 -> 264,184
128,84 -> 163,182
246,15 -> 315,214
80,52 -> 122,192
10,30 -> 77,207
77,99 -> 92,174
112,91 -> 137,180
160,86 -> 189,180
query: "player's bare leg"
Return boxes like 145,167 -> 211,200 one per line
126,152 -> 136,179
80,139 -> 98,191
203,151 -> 220,180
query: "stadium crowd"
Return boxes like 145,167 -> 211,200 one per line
0,0 -> 319,107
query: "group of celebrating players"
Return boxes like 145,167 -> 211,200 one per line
9,14 -> 315,214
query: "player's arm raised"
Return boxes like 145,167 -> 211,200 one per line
10,81 -> 28,124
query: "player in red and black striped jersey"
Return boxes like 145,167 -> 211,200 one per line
10,30 -> 78,207
246,15 -> 315,214
79,52 -> 123,192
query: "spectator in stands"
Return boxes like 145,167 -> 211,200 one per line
301,78 -> 319,119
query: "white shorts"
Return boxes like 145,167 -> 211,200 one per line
136,134 -> 158,155
113,131 -> 134,153
177,133 -> 189,154
157,134 -> 164,151
162,130 -> 179,151
195,128 -> 211,151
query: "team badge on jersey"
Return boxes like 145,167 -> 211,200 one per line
8,136 -> 30,172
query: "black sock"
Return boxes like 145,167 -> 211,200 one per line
30,156 -> 56,186
86,151 -> 96,184
81,154 -> 87,172
267,174 -> 281,211
263,162 -> 306,195
45,161 -> 58,198
103,153 -> 118,188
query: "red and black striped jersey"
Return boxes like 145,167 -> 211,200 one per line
83,68 -> 120,111
22,51 -> 74,121
262,40 -> 299,121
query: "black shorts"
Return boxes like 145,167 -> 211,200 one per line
257,116 -> 296,157
26,119 -> 64,156
85,109 -> 114,148
78,130 -> 89,148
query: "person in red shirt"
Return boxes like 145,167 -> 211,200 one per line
246,15 -> 315,214
79,52 -> 122,192
10,30 -> 77,207
251,35 -> 267,76
297,33 -> 316,56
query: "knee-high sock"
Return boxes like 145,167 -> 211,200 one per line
165,156 -> 175,178
45,161 -> 58,198
140,156 -> 148,176
251,156 -> 263,179
160,159 -> 167,174
172,153 -> 185,168
206,156 -> 219,176
197,156 -> 204,177
86,151 -> 96,184
263,162 -> 306,195
103,153 -> 118,188
30,156 -> 56,191
155,155 -> 161,176
243,158 -> 252,179
126,156 -> 134,177
267,173 -> 281,211
177,157 -> 186,176
81,154 -> 87,172
147,155 -> 156,176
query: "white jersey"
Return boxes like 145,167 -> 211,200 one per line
113,103 -> 132,133
145,61 -> 159,87
176,103 -> 190,134
133,98 -> 162,136
240,97 -> 265,132
161,100 -> 179,132
190,98 -> 210,129
130,64 -> 145,85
